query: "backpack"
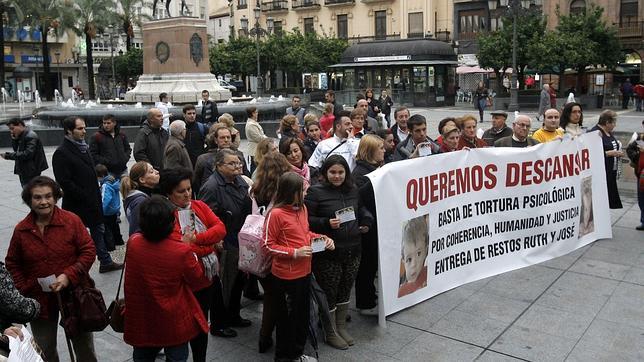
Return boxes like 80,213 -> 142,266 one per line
238,196 -> 272,277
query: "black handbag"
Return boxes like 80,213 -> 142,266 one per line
106,253 -> 126,333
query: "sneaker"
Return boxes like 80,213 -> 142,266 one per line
99,262 -> 124,273
359,307 -> 378,316
297,355 -> 317,362
636,224 -> 644,231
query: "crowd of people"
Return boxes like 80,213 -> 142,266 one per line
1,88 -> 643,362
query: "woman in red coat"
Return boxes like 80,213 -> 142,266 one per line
457,114 -> 488,150
159,167 -> 230,361
5,176 -> 97,362
124,195 -> 211,362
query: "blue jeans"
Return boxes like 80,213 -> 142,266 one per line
133,343 -> 189,362
89,223 -> 113,266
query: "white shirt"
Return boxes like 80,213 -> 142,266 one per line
396,127 -> 409,143
155,101 -> 171,130
308,135 -> 360,171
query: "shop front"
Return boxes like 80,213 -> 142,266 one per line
329,38 -> 458,107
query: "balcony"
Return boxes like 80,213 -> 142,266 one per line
292,0 -> 321,10
262,0 -> 289,12
347,33 -> 400,44
237,1 -> 248,9
616,21 -> 644,48
360,0 -> 393,3
325,0 -> 354,7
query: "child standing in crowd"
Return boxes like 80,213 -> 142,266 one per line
96,164 -> 123,251
264,172 -> 334,362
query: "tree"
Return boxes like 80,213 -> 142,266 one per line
63,0 -> 117,99
0,0 -> 23,87
22,0 -> 63,101
114,47 -> 142,83
554,4 -> 621,93
477,11 -> 547,90
116,0 -> 151,52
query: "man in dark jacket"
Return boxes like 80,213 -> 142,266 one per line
1,119 -> 48,186
183,104 -> 206,166
134,108 -> 169,170
393,114 -> 440,161
200,90 -> 219,126
52,116 -> 123,273
494,115 -> 539,148
482,110 -> 513,146
89,114 -> 131,176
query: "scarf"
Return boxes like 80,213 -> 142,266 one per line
65,135 -> 89,153
292,162 -> 311,190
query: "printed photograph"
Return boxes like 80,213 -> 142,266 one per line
579,176 -> 594,238
398,214 -> 429,298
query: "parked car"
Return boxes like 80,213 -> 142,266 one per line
229,80 -> 246,93
218,80 -> 237,92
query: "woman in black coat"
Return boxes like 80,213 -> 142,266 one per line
304,155 -> 373,349
590,110 -> 624,209
351,135 -> 385,316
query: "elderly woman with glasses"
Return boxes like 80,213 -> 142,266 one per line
198,149 -> 254,333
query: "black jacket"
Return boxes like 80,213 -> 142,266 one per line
133,120 -> 169,170
304,183 -> 373,253
4,128 -> 48,178
52,138 -> 103,227
184,121 -> 206,166
352,160 -> 379,247
89,124 -> 131,174
200,100 -> 219,125
482,126 -> 513,146
198,170 -> 251,249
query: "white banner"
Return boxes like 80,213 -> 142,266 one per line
368,132 -> 612,324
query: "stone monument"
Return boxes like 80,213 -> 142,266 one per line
125,17 -> 231,103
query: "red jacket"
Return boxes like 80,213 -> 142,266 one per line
264,205 -> 321,280
634,84 -> 644,99
5,207 -> 96,320
170,200 -> 227,257
124,233 -> 210,347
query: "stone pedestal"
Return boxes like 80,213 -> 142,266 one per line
125,17 -> 231,103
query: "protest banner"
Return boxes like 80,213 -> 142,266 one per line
367,132 -> 612,326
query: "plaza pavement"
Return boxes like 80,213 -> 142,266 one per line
0,104 -> 643,361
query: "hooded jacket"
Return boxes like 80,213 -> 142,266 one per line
89,124 -> 131,174
124,188 -> 152,236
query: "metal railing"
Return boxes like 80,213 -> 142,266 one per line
292,0 -> 320,8
324,0 -> 355,5
617,21 -> 644,37
262,0 -> 289,11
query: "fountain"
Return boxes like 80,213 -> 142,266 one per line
71,88 -> 79,105
33,90 -> 42,109
0,87 -> 8,114
54,89 -> 63,106
17,90 -> 25,116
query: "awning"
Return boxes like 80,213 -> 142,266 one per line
457,65 -> 492,74
330,60 -> 458,68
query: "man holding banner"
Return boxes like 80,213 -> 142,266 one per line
368,132 -> 612,325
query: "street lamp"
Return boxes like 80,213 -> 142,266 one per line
104,25 -> 124,99
32,45 -> 39,93
488,0 -> 533,112
54,50 -> 61,93
246,6 -> 273,97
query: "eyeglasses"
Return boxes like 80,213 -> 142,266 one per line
222,162 -> 243,168
514,123 -> 530,128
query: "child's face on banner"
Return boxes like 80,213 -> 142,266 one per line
403,239 -> 428,282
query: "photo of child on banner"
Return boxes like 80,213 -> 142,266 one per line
579,176 -> 594,238
398,214 -> 430,298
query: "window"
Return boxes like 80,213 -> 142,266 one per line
304,17 -> 315,35
408,12 -> 423,38
337,14 -> 348,39
620,0 -> 638,26
218,19 -> 222,27
458,9 -> 486,39
375,10 -> 386,40
273,21 -> 283,35
569,0 -> 585,14
238,0 -> 247,9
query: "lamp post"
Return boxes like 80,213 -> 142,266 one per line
103,25 -> 124,99
245,6 -> 273,97
488,0 -> 533,112
32,45 -> 39,93
54,50 -> 61,93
